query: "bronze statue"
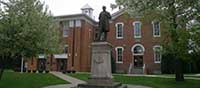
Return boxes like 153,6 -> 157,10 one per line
96,6 -> 111,41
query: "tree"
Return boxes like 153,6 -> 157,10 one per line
116,0 -> 200,81
0,0 -> 62,80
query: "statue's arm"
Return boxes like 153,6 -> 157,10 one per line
107,12 -> 112,19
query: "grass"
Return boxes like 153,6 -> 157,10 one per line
67,73 -> 200,88
0,70 -> 68,88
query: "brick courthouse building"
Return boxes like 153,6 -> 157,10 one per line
26,4 -> 162,74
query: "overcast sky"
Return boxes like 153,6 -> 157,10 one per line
41,0 -> 117,20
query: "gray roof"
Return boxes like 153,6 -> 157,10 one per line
81,4 -> 93,10
54,13 -> 97,25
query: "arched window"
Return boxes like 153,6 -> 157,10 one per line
132,44 -> 145,55
153,45 -> 162,63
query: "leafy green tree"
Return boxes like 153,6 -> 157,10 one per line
0,0 -> 62,80
116,0 -> 200,81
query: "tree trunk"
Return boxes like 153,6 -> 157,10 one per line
175,59 -> 184,81
0,68 -> 4,80
0,56 -> 4,80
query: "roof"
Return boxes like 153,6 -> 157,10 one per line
54,8 -> 127,24
54,13 -> 97,25
81,4 -> 93,10
111,8 -> 126,20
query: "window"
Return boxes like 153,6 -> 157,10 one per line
115,47 -> 124,63
76,20 -> 81,27
115,23 -> 124,39
64,45 -> 68,53
69,20 -> 74,27
132,44 -> 145,55
153,45 -> 162,63
133,21 -> 142,38
152,21 -> 161,37
62,21 -> 70,37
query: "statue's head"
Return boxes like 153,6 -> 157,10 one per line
102,6 -> 106,11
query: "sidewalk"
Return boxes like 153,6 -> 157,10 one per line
43,72 -> 86,88
43,72 -> 151,88
125,74 -> 200,80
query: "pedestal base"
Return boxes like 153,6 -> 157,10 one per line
77,83 -> 127,88
77,78 -> 127,88
75,42 -> 127,88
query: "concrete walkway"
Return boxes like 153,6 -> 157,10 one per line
125,74 -> 200,80
43,72 -> 86,88
43,72 -> 151,88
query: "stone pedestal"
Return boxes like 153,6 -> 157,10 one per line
90,42 -> 112,79
77,42 -> 127,88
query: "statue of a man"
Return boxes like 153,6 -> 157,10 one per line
97,6 -> 111,41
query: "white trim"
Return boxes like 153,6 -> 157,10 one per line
69,20 -> 74,27
153,45 -> 162,63
64,44 -> 69,54
76,20 -> 81,27
38,55 -> 45,58
132,44 -> 145,52
54,54 -> 68,59
115,22 -> 124,39
115,46 -> 124,64
62,21 -> 70,37
152,21 -> 161,37
133,21 -> 142,38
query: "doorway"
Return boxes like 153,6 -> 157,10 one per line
37,59 -> 46,71
131,44 -> 145,74
134,56 -> 143,68
56,59 -> 67,72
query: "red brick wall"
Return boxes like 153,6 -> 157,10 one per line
26,13 -> 162,74
66,20 -> 94,72
107,14 -> 162,74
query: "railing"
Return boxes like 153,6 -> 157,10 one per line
128,63 -> 133,74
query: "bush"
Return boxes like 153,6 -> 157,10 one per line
38,70 -> 43,73
45,70 -> 49,73
67,70 -> 71,73
32,70 -> 37,73
161,54 -> 200,74
161,54 -> 175,74
111,53 -> 116,73
72,70 -> 76,73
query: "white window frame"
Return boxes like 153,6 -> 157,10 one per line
152,21 -> 161,37
64,45 -> 69,54
132,44 -> 145,56
133,21 -> 142,38
115,22 -> 124,39
115,47 -> 124,63
76,20 -> 81,27
69,20 -> 74,27
153,45 -> 162,63
63,21 -> 69,37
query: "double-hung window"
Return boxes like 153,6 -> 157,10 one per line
115,23 -> 124,39
133,21 -> 142,38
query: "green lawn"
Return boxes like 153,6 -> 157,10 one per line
68,73 -> 200,88
0,71 -> 68,88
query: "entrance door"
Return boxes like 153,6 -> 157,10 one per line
37,59 -> 46,71
57,59 -> 67,72
133,56 -> 143,74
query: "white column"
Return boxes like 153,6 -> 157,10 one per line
20,57 -> 24,73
